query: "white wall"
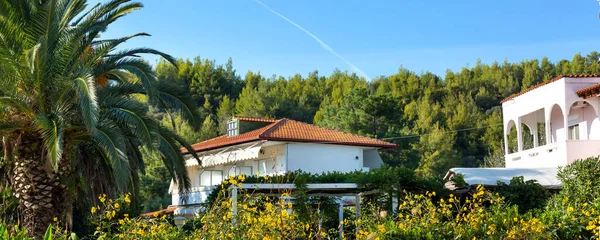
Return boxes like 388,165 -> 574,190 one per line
286,143 -> 364,174
363,149 -> 383,170
502,77 -> 600,168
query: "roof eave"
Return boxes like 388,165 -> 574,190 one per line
262,137 -> 397,148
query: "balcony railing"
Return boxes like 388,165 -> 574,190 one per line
505,140 -> 600,168
505,142 -> 566,168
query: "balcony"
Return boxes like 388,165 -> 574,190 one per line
506,140 -> 600,168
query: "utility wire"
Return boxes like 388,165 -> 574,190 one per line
380,123 -> 504,141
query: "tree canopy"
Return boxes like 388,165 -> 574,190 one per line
156,52 -> 600,177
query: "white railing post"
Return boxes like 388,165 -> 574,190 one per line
338,201 -> 344,239
231,186 -> 237,225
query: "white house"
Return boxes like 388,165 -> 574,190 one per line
445,74 -> 600,188
502,74 -> 600,168
168,116 -> 396,217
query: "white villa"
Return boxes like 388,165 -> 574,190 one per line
502,74 -> 600,168
167,116 -> 396,218
446,74 -> 600,188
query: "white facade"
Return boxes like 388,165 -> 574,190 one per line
502,76 -> 600,168
169,141 -> 384,216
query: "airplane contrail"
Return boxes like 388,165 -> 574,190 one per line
253,0 -> 371,81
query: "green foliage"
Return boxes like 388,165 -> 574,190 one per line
540,156 -> 600,239
495,176 -> 551,213
139,147 -> 172,213
150,52 -> 600,178
0,0 -> 202,235
556,156 -> 600,203
204,166 -> 447,210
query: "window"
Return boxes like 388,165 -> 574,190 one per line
257,159 -> 267,175
199,170 -> 222,186
227,120 -> 238,137
228,166 -> 252,177
568,124 -> 580,140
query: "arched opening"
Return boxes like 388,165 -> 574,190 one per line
522,123 -> 534,150
549,104 -> 565,142
568,101 -> 597,140
506,120 -> 517,153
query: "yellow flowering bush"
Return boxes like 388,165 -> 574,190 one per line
357,185 -> 553,239
190,175 -> 336,239
90,193 -> 183,239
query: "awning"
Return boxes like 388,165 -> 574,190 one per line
185,142 -> 263,168
444,167 -> 562,189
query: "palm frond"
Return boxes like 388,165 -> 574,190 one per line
157,81 -> 202,130
35,113 -> 64,171
91,120 -> 129,190
98,94 -> 154,146
99,58 -> 159,101
105,47 -> 176,66
74,75 -> 98,132
154,126 -> 191,194
0,96 -> 34,117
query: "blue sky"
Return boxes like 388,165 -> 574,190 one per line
96,0 -> 600,80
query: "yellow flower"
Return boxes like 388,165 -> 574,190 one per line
377,224 -> 386,233
568,206 -> 574,212
153,212 -> 159,218
91,207 -> 97,214
124,214 -> 129,217
99,194 -> 106,203
124,194 -> 131,204
96,226 -> 101,231
114,203 -> 120,209
119,219 -> 125,225
53,217 -> 58,222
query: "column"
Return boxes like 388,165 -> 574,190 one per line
545,120 -> 551,145
516,117 -> 523,152
504,128 -> 510,155
564,112 -> 569,141
532,124 -> 539,147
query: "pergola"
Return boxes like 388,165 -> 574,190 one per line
229,183 -> 379,238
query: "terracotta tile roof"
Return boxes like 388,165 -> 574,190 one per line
181,122 -> 277,153
140,205 -> 176,217
500,74 -> 600,103
576,82 -> 600,99
182,118 -> 397,154
233,116 -> 277,123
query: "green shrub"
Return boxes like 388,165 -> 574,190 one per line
495,176 -> 551,213
540,156 -> 600,239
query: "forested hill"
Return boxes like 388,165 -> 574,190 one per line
154,52 -> 600,177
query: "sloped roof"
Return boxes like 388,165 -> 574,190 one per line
140,205 -> 177,217
182,118 -> 397,154
576,82 -> 600,99
500,74 -> 600,103
233,116 -> 278,123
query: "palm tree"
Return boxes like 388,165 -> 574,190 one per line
0,0 -> 201,236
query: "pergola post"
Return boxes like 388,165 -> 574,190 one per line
338,201 -> 344,239
231,186 -> 237,225
355,193 -> 361,233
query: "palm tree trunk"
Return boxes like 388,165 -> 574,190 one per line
10,137 -> 70,237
